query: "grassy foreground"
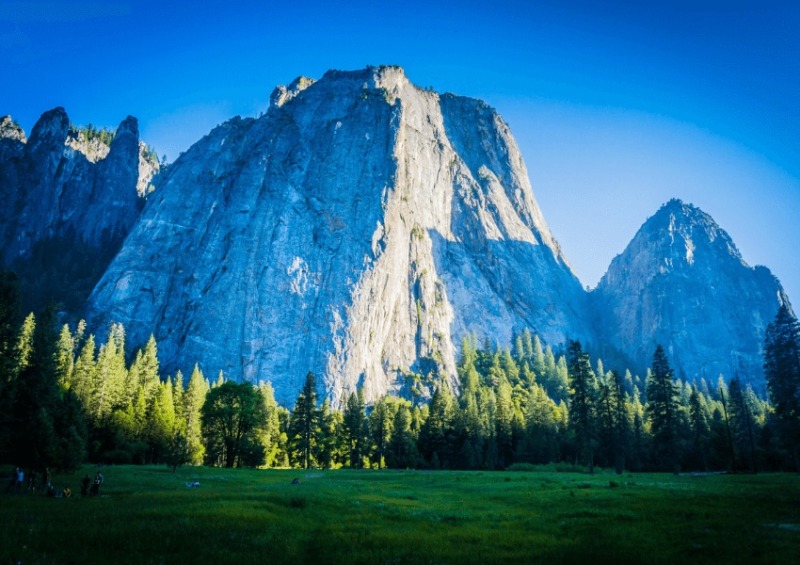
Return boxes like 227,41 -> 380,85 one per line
1,465 -> 798,564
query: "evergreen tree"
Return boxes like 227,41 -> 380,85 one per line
172,370 -> 186,436
387,401 -> 418,468
598,370 -> 628,473
520,383 -> 560,464
316,398 -> 341,469
343,389 -> 367,468
0,272 -> 20,456
55,324 -> 74,389
288,372 -> 320,469
150,379 -> 177,461
495,374 -> 514,468
10,308 -> 60,468
728,376 -> 758,472
647,345 -> 680,471
369,397 -> 394,468
183,364 -> 208,464
0,272 -> 20,385
567,340 -> 596,473
53,389 -> 88,471
417,383 -> 454,468
14,313 -> 36,376
763,304 -> 800,469
139,335 -> 161,406
91,330 -> 127,422
687,384 -> 710,471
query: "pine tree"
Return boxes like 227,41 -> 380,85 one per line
55,324 -> 74,390
495,375 -> 514,468
417,383 -> 454,468
567,340 -> 596,473
0,272 -> 20,456
183,364 -> 208,465
521,383 -> 560,464
688,384 -> 710,471
369,397 -> 394,469
11,308 -> 60,468
91,330 -> 127,421
288,372 -> 320,469
598,370 -> 628,474
257,382 -> 284,467
0,271 -> 20,387
763,304 -> 800,469
387,402 -> 418,468
343,389 -> 367,468
647,345 -> 680,471
172,370 -> 186,436
150,380 -> 177,461
139,335 -> 160,406
315,397 -> 340,469
728,377 -> 758,472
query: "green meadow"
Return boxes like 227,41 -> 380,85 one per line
1,466 -> 798,564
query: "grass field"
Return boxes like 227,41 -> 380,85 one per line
1,465 -> 798,564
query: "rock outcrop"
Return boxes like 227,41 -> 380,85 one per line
0,108 -> 159,312
4,68 -> 790,403
86,66 -> 592,406
592,199 -> 789,391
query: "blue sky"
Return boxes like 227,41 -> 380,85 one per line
2,0 -> 798,304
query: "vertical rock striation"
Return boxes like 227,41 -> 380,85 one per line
593,199 -> 789,390
86,66 -> 591,406
0,108 -> 159,312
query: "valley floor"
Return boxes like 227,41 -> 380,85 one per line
1,465 -> 797,563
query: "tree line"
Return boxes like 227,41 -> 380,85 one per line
1,271 -> 798,473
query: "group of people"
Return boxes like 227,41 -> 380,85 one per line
5,467 -> 104,499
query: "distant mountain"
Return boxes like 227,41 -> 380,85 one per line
592,198 -> 789,391
85,66 -> 592,406
0,108 -> 158,313
2,68 -> 790,404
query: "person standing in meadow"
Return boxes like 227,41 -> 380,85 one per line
42,467 -> 51,493
80,475 -> 91,498
14,467 -> 24,493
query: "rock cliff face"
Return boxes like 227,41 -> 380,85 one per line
0,108 -> 159,312
592,199 -> 788,390
86,66 -> 591,405
5,68 -> 789,403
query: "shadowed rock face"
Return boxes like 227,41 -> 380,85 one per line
6,68 -> 788,404
592,199 -> 789,391
0,108 -> 159,312
85,66 -> 591,406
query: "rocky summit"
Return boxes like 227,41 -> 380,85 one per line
85,65 -> 592,405
593,199 -> 789,391
4,67 -> 791,404
0,108 -> 159,312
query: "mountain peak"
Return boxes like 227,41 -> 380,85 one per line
0,115 -> 26,143
595,200 -> 785,389
87,65 -> 590,406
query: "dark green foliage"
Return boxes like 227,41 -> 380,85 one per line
200,381 -> 267,468
417,384 -> 455,467
343,389 -> 367,468
0,272 -> 20,457
288,372 -> 320,469
646,345 -> 680,471
387,402 -> 419,468
10,232 -> 124,315
763,304 -> 800,469
567,340 -> 596,473
70,123 -> 116,146
0,295 -> 794,473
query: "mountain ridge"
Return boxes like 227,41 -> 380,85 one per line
1,66 -> 790,402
